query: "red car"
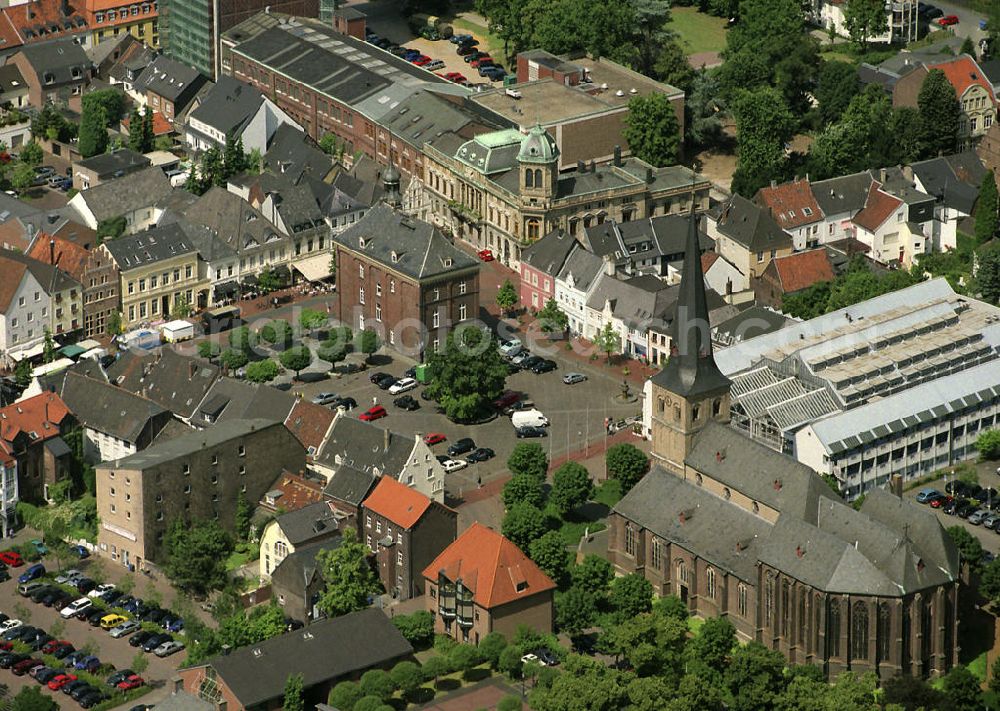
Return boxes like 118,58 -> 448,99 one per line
445,72 -> 467,83
359,405 -> 387,422
0,551 -> 23,567
929,495 -> 953,509
423,433 -> 446,445
0,642 -> 11,652
48,673 -> 77,691
41,639 -> 70,655
411,55 -> 431,65
471,56 -> 492,68
937,14 -> 958,25
12,658 -> 42,676
478,249 -> 494,261
117,675 -> 145,691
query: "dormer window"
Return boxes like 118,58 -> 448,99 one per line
43,73 -> 55,85
443,258 -> 453,267
391,251 -> 398,263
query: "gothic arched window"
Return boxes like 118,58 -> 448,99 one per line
829,599 -> 842,658
852,601 -> 869,660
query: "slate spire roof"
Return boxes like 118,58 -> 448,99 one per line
651,208 -> 731,398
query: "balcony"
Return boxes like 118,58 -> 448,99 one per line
438,604 -> 456,619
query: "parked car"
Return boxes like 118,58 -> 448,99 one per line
928,494 -> 951,508
311,392 -> 338,406
106,669 -> 135,687
118,675 -> 145,691
442,459 -> 468,473
73,655 -> 100,673
88,584 -> 115,599
516,425 -> 548,438
48,672 -> 78,690
518,355 -> 542,370
79,689 -> 107,708
109,620 -> 141,638
956,501 -> 978,518
51,643 -> 75,660
915,488 -> 942,503
62,680 -> 89,697
34,667 -> 60,685
17,581 -> 43,597
499,339 -> 522,357
970,509 -> 991,525
0,551 -> 23,567
937,14 -> 958,25
530,359 -> 557,374
18,563 -> 45,584
369,371 -> 390,384
478,248 -> 494,261
55,569 -> 83,585
562,372 -> 587,385
924,6 -> 944,19
975,487 -> 999,503
28,540 -> 47,556
423,433 -> 447,445
0,652 -> 28,668
13,658 -> 44,676
448,438 -> 476,456
41,640 -> 70,655
388,377 -> 417,395
143,634 -> 172,653
0,619 -> 22,633
393,395 -> 420,411
375,374 -> 398,390
60,598 -> 91,619
154,640 -> 185,657
75,578 -> 96,595
984,513 -> 1000,529
331,396 -> 357,411
70,682 -> 97,701
467,447 -> 495,462
100,614 -> 128,630
359,405 -> 387,422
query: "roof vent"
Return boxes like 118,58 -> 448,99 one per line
615,89 -> 624,97
795,545 -> 804,558
302,631 -> 314,640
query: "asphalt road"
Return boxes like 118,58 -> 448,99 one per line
925,0 -> 989,47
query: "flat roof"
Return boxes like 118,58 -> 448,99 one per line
572,57 -> 683,105
471,79 -> 622,125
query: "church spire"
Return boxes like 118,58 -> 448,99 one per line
651,206 -> 730,398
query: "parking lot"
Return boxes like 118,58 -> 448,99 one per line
904,463 -> 1000,556
0,552 -> 186,710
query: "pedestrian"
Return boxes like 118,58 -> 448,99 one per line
477,476 -> 482,488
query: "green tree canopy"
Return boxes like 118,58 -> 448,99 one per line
976,171 -> 998,245
358,329 -> 380,360
977,429 -> 1000,460
359,669 -> 395,701
731,87 -> 794,196
947,525 -> 984,573
496,278 -> 519,315
501,501 -> 548,551
11,162 -> 35,192
605,443 -> 650,493
316,527 -> 382,617
425,327 -> 508,421
572,554 -> 613,597
78,104 -> 108,158
20,141 -> 43,167
197,341 -> 221,362
843,0 -> 889,51
550,462 -> 594,515
555,584 -> 597,634
503,472 -> 546,509
816,60 -> 860,126
299,308 -> 328,332
328,681 -> 363,710
623,93 -> 680,168
528,530 -> 571,583
10,685 -> 57,711
283,674 -> 304,711
391,610 -> 434,648
389,661 -> 423,698
507,443 -> 548,482
164,519 -> 233,596
609,573 -> 653,619
280,346 -> 312,377
941,665 -> 983,711
537,298 -> 568,333
220,348 -> 248,371
725,642 -> 788,711
917,69 -> 960,159
245,359 -> 279,383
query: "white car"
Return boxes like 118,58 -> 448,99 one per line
520,653 -> 540,665
388,377 -> 417,395
0,619 -> 22,633
442,459 -> 468,473
54,569 -> 83,584
60,598 -> 92,619
500,339 -> 523,357
87,583 -> 115,599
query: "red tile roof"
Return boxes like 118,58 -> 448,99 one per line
284,400 -> 336,455
755,178 -> 823,229
121,110 -> 174,136
929,55 -> 997,104
363,476 -> 432,529
26,234 -> 90,282
2,0 -> 89,44
853,182 -> 902,232
0,392 -> 72,463
0,257 -> 27,312
262,470 -> 325,512
771,249 -> 835,294
701,252 -> 720,272
422,523 -> 556,609
84,0 -> 158,28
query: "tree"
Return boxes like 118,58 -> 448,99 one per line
731,87 -> 794,197
424,327 -> 508,421
843,0 -> 888,51
947,525 -> 984,574
127,108 -> 145,153
630,0 -> 672,76
609,573 -> 653,619
496,279 -> 518,315
245,359 -> 279,383
316,528 -> 381,617
319,133 -> 338,155
941,665 -> 983,711
299,308 -> 327,333
537,298 -> 568,334
317,340 -> 347,368
507,443 -> 548,482
503,472 -> 546,509
141,109 -> 154,153
257,267 -> 282,293
223,134 -> 248,179
359,669 -> 395,701
497,697 -> 523,711
280,346 -> 312,378
917,69 -> 960,159
358,329 -> 380,362
14,358 -> 31,387
198,341 -> 221,362
882,674 -> 945,710
229,326 -> 253,354
97,215 -> 127,242
421,654 -> 451,684
282,674 -> 304,711
981,559 -> 1000,603
550,462 -> 593,515
78,104 -> 108,158
572,554 -> 613,596
668,673 -> 725,711
19,141 -> 43,167
555,585 -> 597,634
106,311 -> 122,337
10,685 -> 57,711
623,93 -> 680,168
978,429 -> 1000,460
391,610 -> 434,648
234,493 -> 252,541
501,502 -> 548,551
10,162 -> 34,192
390,661 -> 423,699
725,642 -> 788,711
448,643 -> 482,678
164,519 -> 233,596
816,61 -> 860,126
42,328 -> 55,364
529,530 -> 570,582
478,631 -> 508,669
979,247 -> 1000,305
171,294 -> 192,319
260,319 -> 293,346
595,322 -> 620,363
685,617 -> 735,674
497,645 -> 524,679
353,697 -> 390,711
220,348 -> 248,371
605,443 -> 650,493
686,68 -> 725,148
976,171 -> 998,244
328,681 -> 363,711
82,89 -> 126,127
654,37 -> 696,94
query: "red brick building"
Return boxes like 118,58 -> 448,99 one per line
754,248 -> 836,309
333,204 -> 480,359
0,392 -> 75,505
423,523 -> 556,645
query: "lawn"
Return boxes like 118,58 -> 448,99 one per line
225,549 -> 253,572
593,479 -> 623,508
666,7 -> 729,56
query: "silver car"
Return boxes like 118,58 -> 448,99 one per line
109,620 -> 140,638
968,509 -> 991,525
311,392 -> 338,406
154,640 -> 185,657
562,372 -> 587,385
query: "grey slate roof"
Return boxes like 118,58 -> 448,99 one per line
101,221 -> 197,272
377,89 -> 504,151
135,55 -> 205,104
555,245 -> 603,293
106,349 -> 220,420
333,204 -> 479,281
0,64 -> 25,94
274,501 -> 341,546
712,194 -> 793,252
811,172 -> 874,216
586,272 -> 677,330
190,377 -> 297,428
200,608 -> 412,708
520,229 -> 576,278
187,76 -> 263,137
180,187 -> 280,258
582,215 -> 713,267
270,537 -> 341,592
251,172 -> 326,232
74,166 -> 171,224
314,415 -> 415,478
75,148 -> 150,179
111,418 -> 280,468
0,249 -> 79,294
322,467 -> 378,505
59,372 -> 169,444
18,39 -> 89,85
263,124 -> 332,181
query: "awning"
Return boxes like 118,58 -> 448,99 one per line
213,281 -> 239,299
58,344 -> 87,359
273,264 -> 291,281
292,254 -> 333,282
241,274 -> 259,286
8,342 -> 45,362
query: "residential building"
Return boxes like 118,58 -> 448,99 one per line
851,177 -> 930,268
0,250 -> 82,361
980,122 -> 1000,183
0,0 -> 91,53
622,203 -> 960,678
269,539 -> 339,623
518,229 -> 576,312
189,372 -> 297,428
908,153 -> 986,250
811,0 -> 918,44
162,0 -> 320,78
554,244 -> 603,336
423,522 -> 556,644
583,269 -> 678,360
582,214 -> 712,282
57,372 -> 173,463
68,165 -> 173,233
0,65 -> 28,111
178,609 -> 411,711
99,221 -> 207,327
322,467 -> 377,525
259,500 -> 344,581
184,76 -> 297,154
754,178 -> 825,251
361,477 -> 456,601
0,192 -> 98,253
312,414 -> 446,503
72,148 -> 152,191
476,49 -> 685,169
422,124 -> 710,267
9,39 -> 91,109
0,391 -> 73,510
84,0 -> 160,47
96,418 -> 306,567
754,249 -> 836,310
333,203 -> 480,359
100,35 -> 157,93
133,55 -> 207,121
106,349 -> 220,421
704,194 -> 794,283
77,240 -> 120,338
259,470 -> 325,514
700,252 -> 748,303
283,399 -> 336,457
711,305 -> 794,349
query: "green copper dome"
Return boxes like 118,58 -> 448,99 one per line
517,124 -> 559,164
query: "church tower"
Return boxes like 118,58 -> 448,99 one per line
649,208 -> 732,473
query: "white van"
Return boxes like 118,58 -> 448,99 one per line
511,408 -> 548,428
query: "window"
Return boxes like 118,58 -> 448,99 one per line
366,515 -> 371,528
359,287 -> 365,304
139,278 -> 146,292
764,573 -> 775,625
852,601 -> 869,660
706,568 -> 716,599
782,579 -> 790,636
185,265 -> 192,279
738,584 -> 748,617
651,537 -> 662,569
829,599 -> 842,657
877,602 -> 891,662
376,283 -> 382,296
624,525 -> 636,556
757,251 -> 764,263
390,279 -> 395,293
432,309 -> 440,328
459,304 -> 467,320
376,520 -> 382,533
359,264 -> 365,278
458,282 -> 466,295
238,445 -> 245,457
396,550 -> 403,565
375,304 -> 382,322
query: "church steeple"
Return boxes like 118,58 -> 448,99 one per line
649,206 -> 731,471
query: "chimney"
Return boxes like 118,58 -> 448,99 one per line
577,160 -> 585,172
383,427 -> 389,452
613,145 -> 621,167
172,677 -> 183,694
49,238 -> 55,266
890,474 -> 903,498
645,167 -> 653,184
602,254 -> 615,276
879,167 -> 887,184
795,545 -> 804,558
